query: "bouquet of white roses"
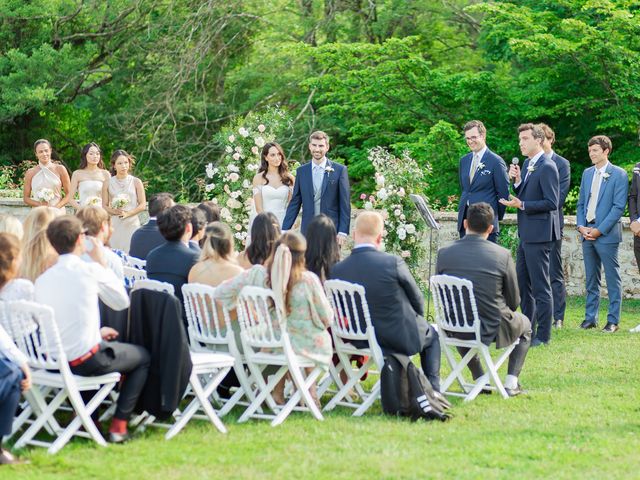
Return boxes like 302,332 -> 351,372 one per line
111,193 -> 130,210
35,188 -> 55,203
83,196 -> 102,207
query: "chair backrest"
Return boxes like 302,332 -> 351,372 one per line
132,278 -> 174,294
430,274 -> 480,338
123,265 -> 147,289
324,279 -> 384,360
236,286 -> 284,350
126,256 -> 147,270
182,283 -> 233,351
1,300 -> 66,371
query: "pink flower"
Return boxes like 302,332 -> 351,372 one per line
257,124 -> 266,133
401,251 -> 411,258
360,193 -> 367,200
369,195 -> 375,202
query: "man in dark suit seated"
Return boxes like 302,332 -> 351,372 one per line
129,193 -> 174,260
436,202 -> 531,397
146,204 -> 199,305
330,211 -> 441,391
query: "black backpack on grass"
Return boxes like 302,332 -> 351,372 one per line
380,353 -> 451,422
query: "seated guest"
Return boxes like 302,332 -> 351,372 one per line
0,214 -> 24,241
19,206 -> 63,281
330,211 -> 441,392
77,206 -> 124,280
0,233 -> 34,301
238,212 -> 280,269
196,201 -> 220,223
215,232 -> 333,406
0,322 -> 31,465
35,216 -> 150,443
129,192 -> 174,260
189,222 -> 243,287
189,207 -> 206,252
146,205 -> 199,304
305,214 -> 340,283
435,202 -> 531,396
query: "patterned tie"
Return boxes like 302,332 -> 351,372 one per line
469,154 -> 479,183
586,170 -> 602,223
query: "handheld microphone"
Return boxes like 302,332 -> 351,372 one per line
510,157 -> 520,182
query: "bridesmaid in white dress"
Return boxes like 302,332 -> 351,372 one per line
102,149 -> 146,253
22,139 -> 71,210
251,142 -> 294,229
68,143 -> 111,209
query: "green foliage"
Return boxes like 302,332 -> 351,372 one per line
497,223 -> 520,259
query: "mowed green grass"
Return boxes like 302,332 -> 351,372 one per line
6,297 -> 640,480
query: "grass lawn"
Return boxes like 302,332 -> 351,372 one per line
6,296 -> 640,479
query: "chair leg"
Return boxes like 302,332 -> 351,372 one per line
238,365 -> 287,423
352,380 -> 380,417
14,389 -> 68,450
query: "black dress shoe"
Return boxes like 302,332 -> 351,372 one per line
602,322 -> 619,333
108,431 -> 131,444
531,338 -> 548,347
580,320 -> 598,329
553,319 -> 563,329
505,384 -> 527,397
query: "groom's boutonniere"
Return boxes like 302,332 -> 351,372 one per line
527,165 -> 536,173
602,172 -> 610,180
633,167 -> 640,175
477,162 -> 485,170
324,165 -> 334,174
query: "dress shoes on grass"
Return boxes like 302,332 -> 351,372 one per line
580,320 -> 598,329
602,322 -> 619,333
505,384 -> 527,397
553,319 -> 563,329
530,338 -> 548,347
108,431 -> 131,444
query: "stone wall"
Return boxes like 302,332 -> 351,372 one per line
2,197 -> 639,297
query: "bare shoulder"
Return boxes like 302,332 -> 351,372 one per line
252,173 -> 265,186
101,170 -> 111,181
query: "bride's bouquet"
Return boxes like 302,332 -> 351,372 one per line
34,188 -> 55,203
111,193 -> 130,209
83,196 -> 102,207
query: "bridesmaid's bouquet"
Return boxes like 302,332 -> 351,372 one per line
35,188 -> 55,203
83,196 -> 102,207
111,193 -> 130,209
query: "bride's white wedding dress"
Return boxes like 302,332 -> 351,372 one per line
248,185 -> 291,242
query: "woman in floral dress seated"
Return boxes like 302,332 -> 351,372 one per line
214,231 -> 333,406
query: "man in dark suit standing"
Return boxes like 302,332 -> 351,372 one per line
629,159 -> 640,333
282,131 -> 351,245
330,211 -> 441,391
146,204 -> 199,305
436,203 -> 531,396
499,123 -> 560,346
539,124 -> 571,329
129,193 -> 174,260
457,120 -> 510,243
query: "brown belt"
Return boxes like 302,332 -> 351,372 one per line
69,344 -> 100,367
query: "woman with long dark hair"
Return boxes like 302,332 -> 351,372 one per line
250,142 -> 294,230
305,214 -> 340,283
68,142 -> 111,209
238,212 -> 280,269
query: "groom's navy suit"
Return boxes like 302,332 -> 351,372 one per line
513,152 -> 560,343
458,148 -> 510,242
282,159 -> 351,235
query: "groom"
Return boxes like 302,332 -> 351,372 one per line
283,131 -> 351,244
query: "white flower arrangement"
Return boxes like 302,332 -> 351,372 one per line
602,172 -> 610,180
325,165 -> 334,173
238,127 -> 250,138
477,162 -> 485,170
254,136 -> 266,148
527,165 -> 536,173
111,193 -> 130,209
83,196 -> 102,207
35,188 -> 55,203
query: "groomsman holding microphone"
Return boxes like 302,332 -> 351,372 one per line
499,124 -> 560,346
576,136 -> 628,333
539,124 -> 571,329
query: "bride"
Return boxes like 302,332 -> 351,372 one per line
250,142 -> 295,229
68,143 -> 110,208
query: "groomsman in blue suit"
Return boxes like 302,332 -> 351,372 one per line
283,131 -> 351,244
457,120 -> 510,243
576,136 -> 628,333
539,124 -> 571,329
500,123 -> 560,346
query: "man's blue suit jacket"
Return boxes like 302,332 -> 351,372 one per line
457,148 -> 510,232
576,163 -> 628,244
282,159 -> 351,235
550,152 -> 571,229
513,155 -> 560,243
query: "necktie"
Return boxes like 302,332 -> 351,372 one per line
469,154 -> 479,183
586,170 -> 602,223
313,165 -> 324,193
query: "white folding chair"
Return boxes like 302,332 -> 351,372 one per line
430,274 -> 518,401
182,283 -> 258,417
126,256 -> 147,270
321,280 -> 384,416
123,265 -> 147,289
132,278 -> 174,294
236,286 -> 324,426
4,300 -> 120,454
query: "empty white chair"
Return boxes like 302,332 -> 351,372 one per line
123,265 -> 147,289
4,300 -> 120,454
182,283 -> 258,417
236,286 -> 324,426
430,274 -> 518,401
321,280 -> 384,416
132,278 -> 174,294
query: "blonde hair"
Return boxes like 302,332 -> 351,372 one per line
0,214 -> 24,241
200,222 -> 234,261
77,205 -> 110,236
355,211 -> 384,238
20,206 -> 63,281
